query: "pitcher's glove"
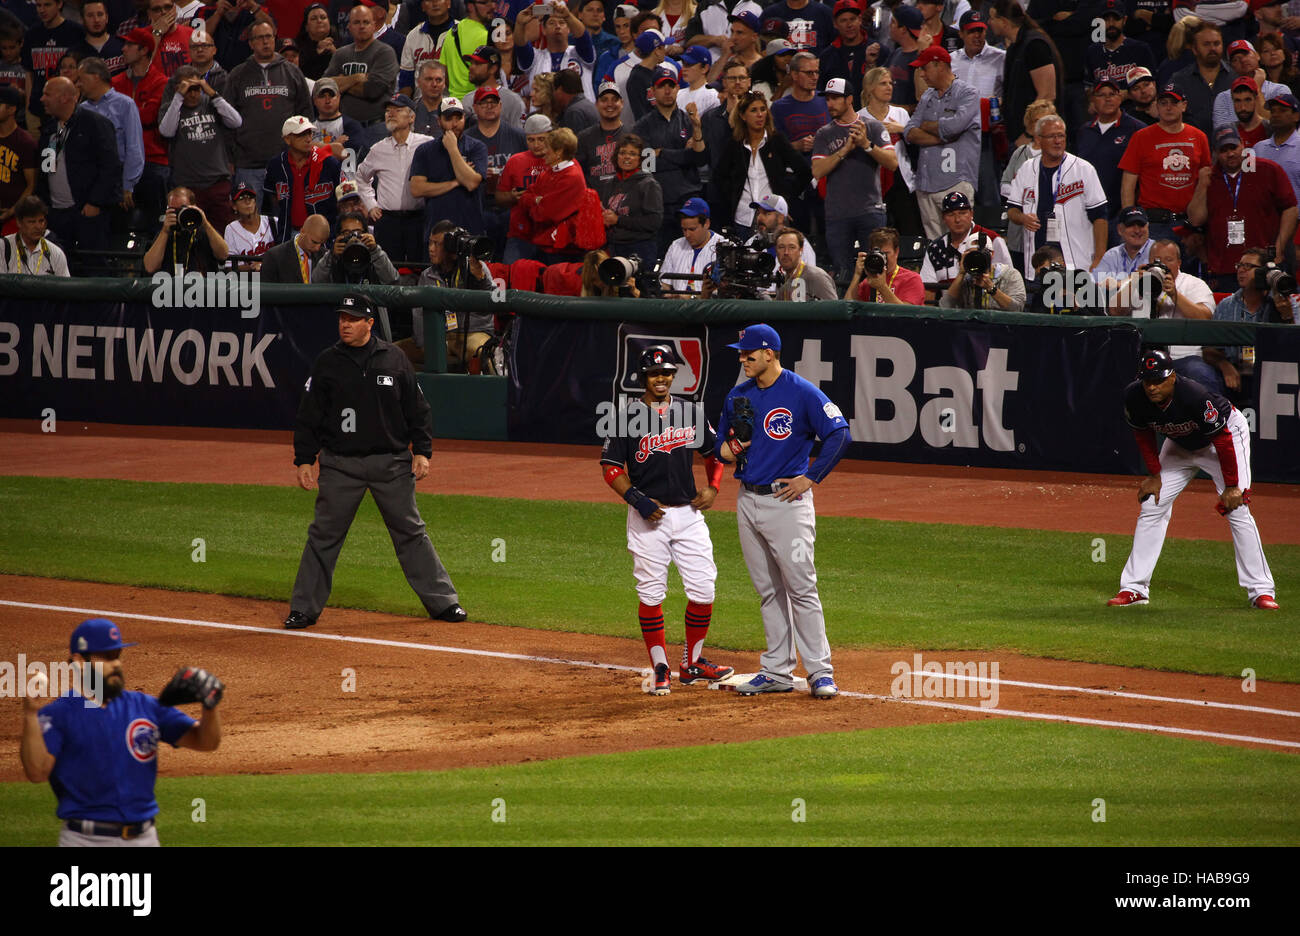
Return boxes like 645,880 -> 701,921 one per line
158,667 -> 224,709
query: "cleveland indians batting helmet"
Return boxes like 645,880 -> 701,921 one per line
1138,348 -> 1175,382
640,345 -> 678,373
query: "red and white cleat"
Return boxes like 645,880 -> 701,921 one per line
1107,590 -> 1149,606
1252,595 -> 1280,610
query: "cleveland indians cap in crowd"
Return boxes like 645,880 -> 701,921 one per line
653,65 -> 680,86
959,10 -> 987,30
597,80 -> 622,98
911,45 -> 951,68
820,77 -> 850,96
728,9 -> 761,31
440,96 -> 466,114
1125,66 -> 1154,87
941,190 -> 972,212
1268,92 -> 1300,111
1138,349 -> 1175,382
335,179 -> 362,202
728,324 -> 782,351
231,182 -> 257,201
1157,84 -> 1186,102
464,44 -> 501,66
281,115 -> 313,136
832,0 -> 863,17
473,86 -> 501,103
1093,77 -> 1122,93
765,38 -> 795,57
1214,124 -> 1242,149
1118,206 -> 1148,226
70,618 -> 136,655
386,93 -> 416,110
1227,39 -> 1257,59
1232,75 -> 1259,94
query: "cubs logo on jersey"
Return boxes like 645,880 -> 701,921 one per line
126,718 -> 159,763
764,408 -> 794,440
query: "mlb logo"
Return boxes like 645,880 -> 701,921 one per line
616,328 -> 709,399
377,375 -> 394,387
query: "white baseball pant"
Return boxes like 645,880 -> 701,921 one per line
627,504 -> 717,606
1119,409 -> 1275,602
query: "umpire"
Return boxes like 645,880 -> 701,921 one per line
284,294 -> 467,629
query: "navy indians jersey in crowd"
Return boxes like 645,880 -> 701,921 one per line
600,397 -> 717,505
1124,376 -> 1232,452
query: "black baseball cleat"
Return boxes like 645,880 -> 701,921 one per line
432,604 -> 468,623
283,611 -> 316,630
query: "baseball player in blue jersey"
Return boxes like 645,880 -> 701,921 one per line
20,618 -> 223,846
715,324 -> 852,699
600,345 -> 734,696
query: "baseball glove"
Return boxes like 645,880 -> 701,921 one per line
731,397 -> 754,442
158,667 -> 224,710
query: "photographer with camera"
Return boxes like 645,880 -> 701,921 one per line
919,191 -> 1013,302
938,232 -> 1026,311
143,186 -> 230,273
660,197 -> 719,297
1111,238 -> 1224,391
403,219 -> 493,371
311,212 -> 398,335
1206,245 -> 1298,395
773,228 -> 838,301
583,249 -> 642,297
845,227 -> 925,305
1026,244 -> 1102,315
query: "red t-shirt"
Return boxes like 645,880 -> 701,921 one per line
1117,122 -> 1211,213
156,25 -> 194,79
856,265 -> 925,305
499,150 -> 548,240
1203,157 -> 1297,274
1239,122 -> 1271,149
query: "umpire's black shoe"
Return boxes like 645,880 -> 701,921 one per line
283,611 -> 317,630
432,604 -> 468,623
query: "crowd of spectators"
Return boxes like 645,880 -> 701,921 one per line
0,0 -> 1297,388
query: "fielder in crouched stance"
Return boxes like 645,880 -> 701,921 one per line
599,345 -> 734,695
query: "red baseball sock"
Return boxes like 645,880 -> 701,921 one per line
684,601 -> 712,665
639,602 -> 668,669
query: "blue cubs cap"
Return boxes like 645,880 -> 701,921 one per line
681,45 -> 712,68
70,618 -> 136,655
678,196 -> 710,218
635,29 -> 665,56
728,324 -> 781,351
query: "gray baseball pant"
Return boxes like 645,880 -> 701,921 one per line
736,489 -> 834,686
291,450 -> 459,619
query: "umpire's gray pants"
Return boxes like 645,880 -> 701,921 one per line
291,450 -> 459,619
736,489 -> 833,686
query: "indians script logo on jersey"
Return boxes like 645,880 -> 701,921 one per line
764,408 -> 794,440
126,718 -> 159,763
636,424 -> 697,462
1204,399 -> 1219,423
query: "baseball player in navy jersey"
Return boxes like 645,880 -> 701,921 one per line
715,324 -> 852,699
600,345 -> 734,696
19,618 -> 223,846
1109,349 -> 1278,610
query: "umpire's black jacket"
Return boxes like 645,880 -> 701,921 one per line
293,336 -> 434,465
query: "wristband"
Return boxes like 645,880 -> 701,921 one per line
623,486 -> 658,519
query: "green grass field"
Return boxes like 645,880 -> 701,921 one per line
1,476 -> 1296,679
2,721 -> 1296,846
2,475 -> 1296,846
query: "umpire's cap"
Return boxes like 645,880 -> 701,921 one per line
1138,349 -> 1175,382
336,294 -> 374,319
70,618 -> 136,655
640,344 -> 678,373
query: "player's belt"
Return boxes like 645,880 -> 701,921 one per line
741,482 -> 780,495
67,819 -> 155,839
